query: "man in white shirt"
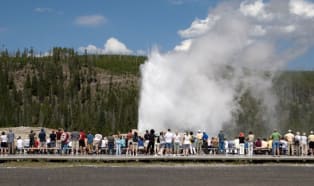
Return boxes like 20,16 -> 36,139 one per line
295,132 -> 301,156
173,131 -> 181,156
308,131 -> 314,156
16,136 -> 24,154
196,130 -> 203,155
300,132 -> 308,156
164,129 -> 174,155
284,129 -> 295,156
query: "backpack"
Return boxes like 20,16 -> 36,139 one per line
133,135 -> 138,142
60,132 -> 68,142
190,136 -> 195,143
294,137 -> 300,146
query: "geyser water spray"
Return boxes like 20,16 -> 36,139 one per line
138,0 -> 314,136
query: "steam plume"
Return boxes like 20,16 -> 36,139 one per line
138,0 -> 314,135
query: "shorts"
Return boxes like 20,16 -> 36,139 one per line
40,141 -> 46,148
183,144 -> 190,149
309,141 -> 314,149
1,142 -> 7,148
165,143 -> 172,149
79,140 -> 85,147
272,140 -> 280,149
144,140 -> 149,148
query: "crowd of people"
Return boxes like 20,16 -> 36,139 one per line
0,127 -> 314,157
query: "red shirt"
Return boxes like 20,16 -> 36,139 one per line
79,131 -> 86,141
127,132 -> 133,140
56,131 -> 62,140
34,140 -> 39,148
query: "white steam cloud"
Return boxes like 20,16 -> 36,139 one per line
138,0 -> 314,135
78,37 -> 134,55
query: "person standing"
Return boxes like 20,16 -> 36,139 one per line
7,129 -> 15,154
196,130 -> 203,155
49,130 -> 56,148
239,132 -> 245,155
183,132 -> 191,156
61,129 -> 70,155
16,136 -> 24,154
189,131 -> 196,155
294,132 -> 301,156
146,129 -> 155,155
70,128 -> 80,155
49,130 -> 56,154
126,130 -> 133,156
56,128 -> 62,154
300,132 -> 308,156
115,135 -> 122,155
164,129 -> 174,155
173,131 -> 181,156
284,129 -> 295,156
86,131 -> 94,154
29,130 -> 36,148
1,131 -> 8,155
202,131 -> 209,154
144,130 -> 150,154
271,129 -> 281,157
218,130 -> 225,154
132,131 -> 139,156
308,131 -> 314,156
79,129 -> 86,155
247,131 -> 255,156
158,132 -> 165,156
38,128 -> 47,154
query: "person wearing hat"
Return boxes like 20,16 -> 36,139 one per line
294,132 -> 301,156
16,136 -> 24,154
218,130 -> 225,154
308,131 -> 314,156
6,129 -> 15,154
270,129 -> 281,157
196,130 -> 203,155
300,132 -> 308,156
284,129 -> 294,156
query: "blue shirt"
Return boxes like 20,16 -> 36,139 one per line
87,134 -> 94,144
218,132 -> 224,142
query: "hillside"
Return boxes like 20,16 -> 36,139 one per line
1,47 -> 314,136
0,48 -> 145,135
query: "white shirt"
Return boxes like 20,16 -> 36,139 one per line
183,134 -> 191,145
101,139 -> 108,148
300,135 -> 307,145
295,135 -> 301,143
280,140 -> 287,149
164,132 -> 174,143
234,139 -> 240,149
1,135 -> 7,143
174,134 -> 181,144
17,139 -> 24,149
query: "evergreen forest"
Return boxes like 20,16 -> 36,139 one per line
0,47 -> 314,136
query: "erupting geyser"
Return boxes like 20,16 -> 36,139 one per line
138,0 -> 314,135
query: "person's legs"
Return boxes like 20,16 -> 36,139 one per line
275,141 -> 280,156
8,142 -> 13,154
133,142 -> 138,156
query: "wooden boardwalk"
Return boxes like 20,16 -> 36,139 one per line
1,154 -> 314,163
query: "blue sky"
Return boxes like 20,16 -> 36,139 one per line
0,0 -> 314,69
0,0 -> 217,53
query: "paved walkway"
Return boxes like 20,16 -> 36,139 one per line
1,165 -> 314,186
1,154 -> 314,163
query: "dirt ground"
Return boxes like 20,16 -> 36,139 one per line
0,164 -> 313,186
0,126 -> 56,140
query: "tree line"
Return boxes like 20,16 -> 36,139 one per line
0,47 -> 314,136
0,47 -> 145,135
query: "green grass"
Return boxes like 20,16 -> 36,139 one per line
94,55 -> 146,75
